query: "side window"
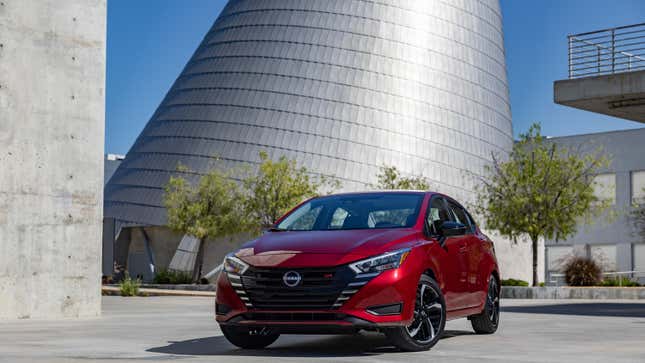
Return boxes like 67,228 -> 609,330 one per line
427,197 -> 451,234
464,210 -> 477,229
447,201 -> 473,232
328,207 -> 349,229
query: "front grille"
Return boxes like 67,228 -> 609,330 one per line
237,266 -> 356,310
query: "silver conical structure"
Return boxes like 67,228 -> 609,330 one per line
105,0 -> 513,226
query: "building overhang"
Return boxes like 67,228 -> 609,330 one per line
554,70 -> 645,123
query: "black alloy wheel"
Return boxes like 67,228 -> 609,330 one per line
470,275 -> 500,334
385,274 -> 446,351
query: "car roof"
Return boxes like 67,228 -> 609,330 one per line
318,190 -> 431,196
314,191 -> 463,205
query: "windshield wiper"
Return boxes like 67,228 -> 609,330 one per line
268,227 -> 288,232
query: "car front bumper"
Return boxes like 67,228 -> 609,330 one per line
215,254 -> 424,332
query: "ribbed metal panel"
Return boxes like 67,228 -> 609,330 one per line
105,0 -> 513,226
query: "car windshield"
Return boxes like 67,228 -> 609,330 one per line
275,193 -> 424,231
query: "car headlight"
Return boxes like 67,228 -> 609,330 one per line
223,255 -> 249,275
349,248 -> 411,274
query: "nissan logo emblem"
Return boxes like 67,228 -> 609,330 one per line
283,271 -> 302,287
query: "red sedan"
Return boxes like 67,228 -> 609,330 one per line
216,191 -> 500,351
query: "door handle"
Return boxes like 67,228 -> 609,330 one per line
459,245 -> 467,253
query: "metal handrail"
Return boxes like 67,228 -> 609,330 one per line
568,23 -> 645,78
549,271 -> 645,287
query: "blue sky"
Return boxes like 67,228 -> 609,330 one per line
106,0 -> 645,154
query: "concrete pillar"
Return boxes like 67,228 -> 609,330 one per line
0,0 -> 106,319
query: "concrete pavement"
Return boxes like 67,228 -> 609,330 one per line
0,296 -> 644,362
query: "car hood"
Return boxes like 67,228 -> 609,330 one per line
235,228 -> 421,268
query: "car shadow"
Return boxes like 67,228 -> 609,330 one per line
501,302 -> 645,318
146,330 -> 473,357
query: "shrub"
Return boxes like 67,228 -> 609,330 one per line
538,282 -> 545,287
599,277 -> 640,287
153,268 -> 193,284
563,257 -> 602,286
501,278 -> 529,287
119,274 -> 141,296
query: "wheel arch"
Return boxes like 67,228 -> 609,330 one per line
422,268 -> 439,284
490,269 -> 500,284
490,269 -> 501,293
417,248 -> 444,290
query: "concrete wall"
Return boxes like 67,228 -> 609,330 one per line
0,0 -> 106,319
122,226 -> 251,282
554,70 -> 645,123
485,231 -> 545,284
127,226 -> 185,281
202,233 -> 255,276
502,286 -> 645,300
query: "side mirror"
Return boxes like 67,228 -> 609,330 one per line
439,221 -> 467,237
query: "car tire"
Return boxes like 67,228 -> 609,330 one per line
385,274 -> 446,352
220,325 -> 280,349
469,275 -> 500,334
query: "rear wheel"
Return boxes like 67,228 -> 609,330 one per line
385,274 -> 446,351
470,275 -> 500,334
220,325 -> 280,349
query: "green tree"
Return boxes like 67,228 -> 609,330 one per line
243,151 -> 339,231
375,165 -> 430,190
164,168 -> 245,280
474,123 -> 610,286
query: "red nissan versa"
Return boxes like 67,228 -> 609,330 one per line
216,191 -> 500,351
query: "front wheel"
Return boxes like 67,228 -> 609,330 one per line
469,275 -> 500,334
385,274 -> 446,351
220,325 -> 280,349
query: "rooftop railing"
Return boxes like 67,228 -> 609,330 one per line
568,23 -> 645,79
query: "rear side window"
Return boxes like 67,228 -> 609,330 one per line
447,201 -> 473,232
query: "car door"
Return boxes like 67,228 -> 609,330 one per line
446,199 -> 482,308
426,196 -> 470,311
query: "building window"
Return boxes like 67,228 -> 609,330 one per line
590,245 -> 617,272
632,171 -> 645,204
547,245 -> 572,272
634,244 -> 645,273
593,173 -> 616,205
